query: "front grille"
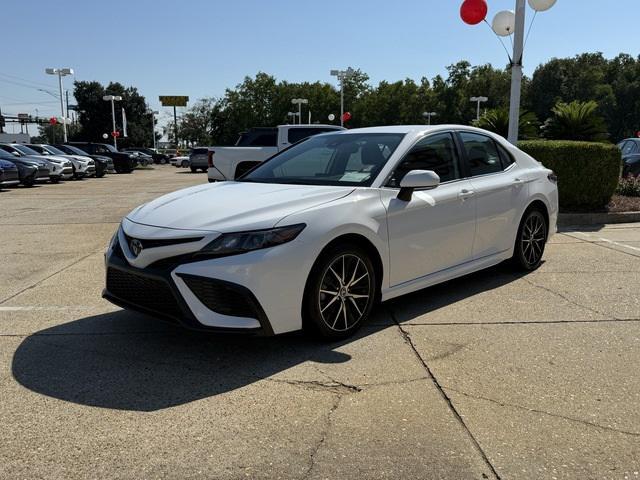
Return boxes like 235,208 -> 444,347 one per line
123,233 -> 204,250
179,274 -> 258,319
106,267 -> 182,320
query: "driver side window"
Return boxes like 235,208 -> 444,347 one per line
387,133 -> 460,187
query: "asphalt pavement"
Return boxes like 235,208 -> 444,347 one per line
1,167 -> 638,479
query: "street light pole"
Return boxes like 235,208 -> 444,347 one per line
45,67 -> 73,142
470,96 -> 489,122
330,68 -> 355,127
148,110 -> 159,149
422,112 -> 437,125
103,95 -> 122,148
291,98 -> 308,125
507,0 -> 526,143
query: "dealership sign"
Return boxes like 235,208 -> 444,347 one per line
159,96 -> 189,107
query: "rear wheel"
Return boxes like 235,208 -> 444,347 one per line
512,208 -> 548,271
303,244 -> 376,339
22,177 -> 35,187
182,160 -> 190,168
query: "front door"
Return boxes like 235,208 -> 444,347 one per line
380,132 -> 477,287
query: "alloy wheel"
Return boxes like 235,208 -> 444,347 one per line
521,212 -> 546,267
318,254 -> 372,332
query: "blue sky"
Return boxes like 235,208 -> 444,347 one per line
1,0 -> 637,134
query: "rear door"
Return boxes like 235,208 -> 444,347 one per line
457,131 -> 530,259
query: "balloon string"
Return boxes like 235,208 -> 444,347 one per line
483,18 -> 513,65
523,10 -> 537,50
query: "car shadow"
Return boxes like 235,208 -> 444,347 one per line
11,264 -> 524,412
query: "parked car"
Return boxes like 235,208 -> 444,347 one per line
189,148 -> 209,172
125,151 -> 152,167
0,149 -> 47,186
207,124 -> 344,182
0,144 -> 64,183
122,147 -> 168,164
27,144 -> 96,178
104,125 -> 558,339
54,144 -> 114,174
66,142 -> 137,173
617,138 -> 640,177
171,155 -> 190,168
0,157 -> 20,188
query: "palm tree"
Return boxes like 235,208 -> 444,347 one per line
541,100 -> 608,141
474,108 -> 539,139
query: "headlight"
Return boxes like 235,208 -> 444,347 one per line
197,224 -> 306,258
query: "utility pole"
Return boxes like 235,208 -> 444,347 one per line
173,106 -> 178,148
507,0 -> 526,143
291,99 -> 308,125
148,110 -> 159,150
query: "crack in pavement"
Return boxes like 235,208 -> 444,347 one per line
300,394 -> 342,480
267,378 -> 361,395
443,386 -> 640,438
562,232 -> 640,259
388,307 -> 501,480
521,276 -> 614,319
0,249 -> 103,305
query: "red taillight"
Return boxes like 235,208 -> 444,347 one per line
207,150 -> 214,167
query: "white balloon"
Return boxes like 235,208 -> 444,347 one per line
492,10 -> 516,37
102,133 -> 109,139
528,0 -> 557,12
328,113 -> 336,121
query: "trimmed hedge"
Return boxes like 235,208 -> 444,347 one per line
518,140 -> 622,211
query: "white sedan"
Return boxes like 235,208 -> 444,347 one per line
104,125 -> 558,339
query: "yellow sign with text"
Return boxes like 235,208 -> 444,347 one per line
159,96 -> 189,107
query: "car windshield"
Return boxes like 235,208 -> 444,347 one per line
43,145 -> 66,155
240,133 -> 405,187
13,145 -> 41,156
59,145 -> 86,155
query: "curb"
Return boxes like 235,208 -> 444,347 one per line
558,211 -> 640,227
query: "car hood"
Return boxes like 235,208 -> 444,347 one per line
27,154 -> 68,165
126,181 -> 355,232
17,156 -> 50,167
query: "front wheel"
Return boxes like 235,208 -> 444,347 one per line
190,166 -> 198,173
303,244 -> 376,339
512,209 -> 548,271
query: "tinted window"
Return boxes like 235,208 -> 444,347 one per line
497,143 -> 515,169
387,133 -> 460,187
623,141 -> 637,155
287,128 -> 338,144
460,132 -> 503,176
236,129 -> 278,147
191,148 -> 208,155
243,133 -> 404,186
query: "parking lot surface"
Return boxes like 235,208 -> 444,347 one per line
1,168 -> 639,480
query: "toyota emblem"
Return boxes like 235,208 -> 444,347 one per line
130,238 -> 143,257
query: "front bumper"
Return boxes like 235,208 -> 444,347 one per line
103,238 -> 274,335
0,169 -> 20,186
35,167 -> 50,182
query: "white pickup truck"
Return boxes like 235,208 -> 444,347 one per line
207,124 -> 343,182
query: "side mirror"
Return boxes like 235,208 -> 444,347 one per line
397,170 -> 440,201
12,151 -> 20,157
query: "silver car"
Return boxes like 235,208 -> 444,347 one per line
188,147 -> 209,172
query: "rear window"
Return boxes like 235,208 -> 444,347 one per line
287,127 -> 339,144
191,148 -> 208,155
235,129 -> 278,147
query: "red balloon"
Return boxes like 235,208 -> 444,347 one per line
49,117 -> 57,125
460,0 -> 488,25
636,130 -> 640,138
342,112 -> 352,123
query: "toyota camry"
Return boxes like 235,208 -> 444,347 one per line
104,126 -> 558,339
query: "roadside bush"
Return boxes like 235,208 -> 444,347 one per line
519,140 -> 621,211
616,176 -> 640,197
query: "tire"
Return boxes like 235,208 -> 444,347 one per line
50,177 -> 60,184
22,177 -> 35,187
190,166 -> 198,173
182,160 -> 190,168
303,243 -> 377,340
511,208 -> 548,271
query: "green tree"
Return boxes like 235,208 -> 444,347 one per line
475,108 -> 539,139
72,80 -> 152,146
541,100 -> 609,141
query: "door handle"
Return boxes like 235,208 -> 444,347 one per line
458,189 -> 475,200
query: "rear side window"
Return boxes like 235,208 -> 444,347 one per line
497,143 -> 515,169
236,129 -> 278,147
388,133 -> 460,187
287,128 -> 337,144
191,148 -> 208,155
460,132 -> 502,176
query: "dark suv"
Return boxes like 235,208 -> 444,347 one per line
67,142 -> 137,173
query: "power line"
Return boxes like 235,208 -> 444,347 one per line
0,71 -> 56,89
